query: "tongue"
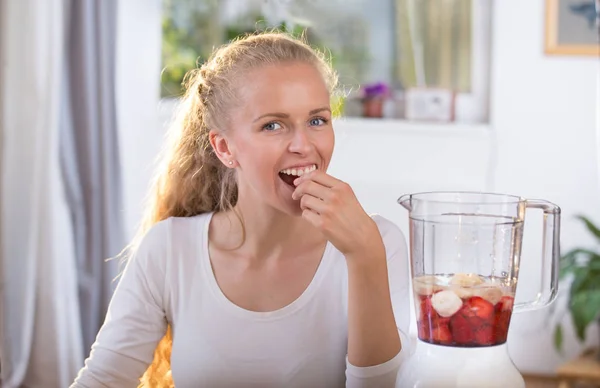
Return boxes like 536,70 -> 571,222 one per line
279,173 -> 297,187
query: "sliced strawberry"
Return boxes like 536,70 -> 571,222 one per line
419,296 -> 435,321
494,310 -> 512,343
417,319 -> 431,342
420,295 -> 447,333
463,296 -> 494,322
432,315 -> 451,328
449,313 -> 474,345
492,296 -> 514,343
432,324 -> 453,345
496,296 -> 514,312
473,324 -> 495,346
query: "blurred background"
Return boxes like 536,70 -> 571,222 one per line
0,0 -> 599,387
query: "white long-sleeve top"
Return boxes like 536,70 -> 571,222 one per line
71,212 -> 411,388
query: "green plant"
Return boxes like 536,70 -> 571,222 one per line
161,3 -> 318,98
161,0 -> 222,97
554,215 -> 600,354
224,15 -> 307,42
160,1 -> 356,115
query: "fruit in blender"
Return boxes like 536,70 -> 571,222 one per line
414,274 -> 515,347
431,290 -> 463,317
414,275 -> 443,296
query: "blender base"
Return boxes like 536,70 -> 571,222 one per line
396,340 -> 525,388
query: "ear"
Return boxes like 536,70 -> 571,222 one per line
209,130 -> 236,168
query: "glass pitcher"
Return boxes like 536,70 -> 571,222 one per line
397,191 -> 560,348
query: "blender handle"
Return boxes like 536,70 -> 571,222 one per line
514,199 -> 561,313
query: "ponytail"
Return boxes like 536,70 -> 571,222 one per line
128,31 -> 337,387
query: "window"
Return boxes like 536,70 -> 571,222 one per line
161,0 -> 492,123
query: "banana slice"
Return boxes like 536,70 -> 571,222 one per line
450,273 -> 484,287
413,275 -> 442,296
474,286 -> 504,305
431,290 -> 463,317
450,285 -> 476,299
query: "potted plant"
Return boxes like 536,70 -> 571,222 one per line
362,82 -> 391,118
554,215 -> 600,361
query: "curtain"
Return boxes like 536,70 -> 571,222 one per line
0,1 -> 82,386
60,0 -> 123,355
0,0 -> 124,386
395,0 -> 472,92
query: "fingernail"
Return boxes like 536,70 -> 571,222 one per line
293,177 -> 301,186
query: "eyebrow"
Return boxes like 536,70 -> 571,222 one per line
253,107 -> 331,123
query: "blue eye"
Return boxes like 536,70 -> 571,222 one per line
263,122 -> 282,131
310,117 -> 327,126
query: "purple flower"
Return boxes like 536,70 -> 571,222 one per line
363,82 -> 390,98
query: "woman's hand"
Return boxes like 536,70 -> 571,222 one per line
292,170 -> 383,259
293,170 -> 402,368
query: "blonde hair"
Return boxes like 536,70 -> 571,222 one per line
128,32 -> 338,387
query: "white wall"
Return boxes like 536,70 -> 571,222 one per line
490,0 -> 599,374
127,0 -> 598,376
116,0 -> 164,239
327,0 -> 599,375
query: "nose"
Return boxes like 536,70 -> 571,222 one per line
288,127 -> 314,155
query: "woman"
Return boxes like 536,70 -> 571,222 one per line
72,32 -> 410,388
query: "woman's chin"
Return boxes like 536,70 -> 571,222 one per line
281,196 -> 304,217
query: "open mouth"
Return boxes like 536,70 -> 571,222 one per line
278,164 -> 317,188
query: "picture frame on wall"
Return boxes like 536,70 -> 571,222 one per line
544,0 -> 599,56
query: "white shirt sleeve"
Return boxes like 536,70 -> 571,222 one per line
345,215 -> 411,388
70,220 -> 171,388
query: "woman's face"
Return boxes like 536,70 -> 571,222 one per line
211,61 -> 335,216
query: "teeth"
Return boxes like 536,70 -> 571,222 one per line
280,164 -> 317,176
431,290 -> 463,318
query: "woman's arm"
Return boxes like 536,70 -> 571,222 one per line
291,171 -> 411,388
344,215 -> 410,387
70,220 -> 171,388
345,239 -> 401,366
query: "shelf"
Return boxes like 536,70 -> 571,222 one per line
332,117 -> 491,137
158,97 -> 491,137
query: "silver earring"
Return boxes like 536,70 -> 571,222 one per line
228,161 -> 233,165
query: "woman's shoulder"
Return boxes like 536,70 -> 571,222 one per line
166,212 -> 213,234
369,214 -> 404,236
136,212 -> 212,255
369,214 -> 408,253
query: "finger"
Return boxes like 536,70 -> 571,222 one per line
292,180 -> 330,201
299,193 -> 328,214
294,169 -> 341,188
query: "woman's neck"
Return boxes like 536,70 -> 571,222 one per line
211,198 -> 325,260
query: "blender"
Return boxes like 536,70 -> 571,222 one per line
396,192 -> 560,388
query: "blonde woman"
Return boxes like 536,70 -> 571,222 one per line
72,32 -> 410,388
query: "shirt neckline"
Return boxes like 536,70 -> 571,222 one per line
200,211 -> 334,321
